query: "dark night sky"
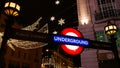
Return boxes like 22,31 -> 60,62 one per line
18,0 -> 77,26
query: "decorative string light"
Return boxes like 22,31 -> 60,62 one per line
0,17 -> 48,49
22,17 -> 42,31
10,17 -> 48,49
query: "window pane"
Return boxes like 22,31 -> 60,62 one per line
95,31 -> 105,42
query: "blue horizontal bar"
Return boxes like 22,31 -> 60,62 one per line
52,35 -> 90,47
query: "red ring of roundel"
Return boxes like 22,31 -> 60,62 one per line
60,28 -> 84,55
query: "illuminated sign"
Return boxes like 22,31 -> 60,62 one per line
52,28 -> 87,55
53,35 -> 89,46
60,28 -> 85,55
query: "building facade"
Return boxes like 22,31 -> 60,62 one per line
4,45 -> 42,68
77,0 -> 120,68
41,50 -> 74,68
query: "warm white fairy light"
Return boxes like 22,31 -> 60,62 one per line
22,17 -> 42,31
55,0 -> 60,5
50,16 -> 55,21
53,31 -> 58,34
0,17 -> 48,49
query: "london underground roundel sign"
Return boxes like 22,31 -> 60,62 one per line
60,28 -> 84,55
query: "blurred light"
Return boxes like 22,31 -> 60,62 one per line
4,2 -> 20,16
81,18 -> 88,25
46,49 -> 49,52
55,0 -> 60,5
7,41 -> 15,51
53,31 -> 58,34
50,16 -> 55,21
105,22 -> 117,35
